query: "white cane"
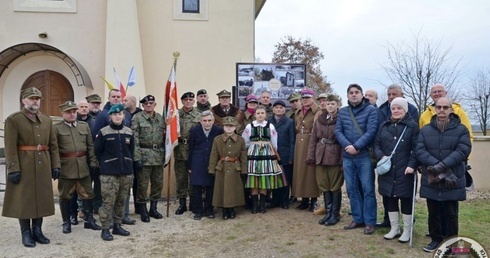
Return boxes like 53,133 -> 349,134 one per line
409,172 -> 417,248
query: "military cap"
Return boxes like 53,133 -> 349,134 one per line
287,92 -> 301,102
21,87 -> 42,99
85,93 -> 102,103
300,88 -> 315,98
59,101 -> 78,112
108,103 -> 125,114
245,94 -> 258,103
140,95 -> 156,103
197,89 -> 207,96
273,100 -> 286,107
316,93 -> 329,100
181,92 -> 195,99
222,116 -> 237,126
216,90 -> 231,98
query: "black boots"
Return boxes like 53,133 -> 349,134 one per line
112,224 -> 130,236
149,201 -> 163,219
139,203 -> 150,223
259,194 -> 267,213
175,198 -> 187,215
309,198 -> 318,212
31,218 -> 50,244
82,199 -> 102,230
19,219 -> 35,248
222,208 -> 230,220
59,199 -> 72,233
251,195 -> 258,214
101,229 -> 113,241
319,192 -> 332,225
296,198 -> 309,210
325,191 -> 342,226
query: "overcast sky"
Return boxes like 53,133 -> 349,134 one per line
255,0 -> 490,104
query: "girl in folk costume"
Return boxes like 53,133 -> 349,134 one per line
208,116 -> 248,220
242,105 -> 286,214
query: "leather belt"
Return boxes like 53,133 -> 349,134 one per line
140,144 -> 162,150
220,156 -> 240,162
178,138 -> 188,144
60,151 -> 86,158
18,145 -> 49,151
320,138 -> 335,144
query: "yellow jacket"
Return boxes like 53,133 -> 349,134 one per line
419,102 -> 473,142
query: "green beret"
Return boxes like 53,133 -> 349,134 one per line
59,101 -> 78,112
108,104 -> 125,114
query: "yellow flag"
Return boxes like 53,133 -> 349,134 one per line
99,76 -> 115,90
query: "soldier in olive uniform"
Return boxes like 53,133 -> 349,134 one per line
208,116 -> 248,220
131,95 -> 165,222
2,87 -> 61,248
196,89 -> 212,112
211,89 -> 244,134
94,104 -> 134,241
286,92 -> 301,119
54,101 -> 102,234
174,92 -> 201,214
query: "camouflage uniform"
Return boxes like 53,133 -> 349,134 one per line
131,111 -> 165,203
174,107 -> 201,198
99,175 -> 134,228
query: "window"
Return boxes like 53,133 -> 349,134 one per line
183,0 -> 199,13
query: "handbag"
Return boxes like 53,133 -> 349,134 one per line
348,107 -> 377,165
376,126 -> 407,176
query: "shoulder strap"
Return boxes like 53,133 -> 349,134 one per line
391,126 -> 408,155
348,107 -> 364,135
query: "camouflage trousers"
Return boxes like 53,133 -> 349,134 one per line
174,160 -> 191,198
57,176 -> 94,200
136,165 -> 163,203
99,174 -> 133,229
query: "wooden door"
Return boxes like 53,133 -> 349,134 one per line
21,70 -> 74,116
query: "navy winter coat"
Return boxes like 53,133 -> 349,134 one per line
268,115 -> 295,164
374,114 -> 419,198
416,114 -> 471,201
377,100 -> 419,127
335,98 -> 378,159
187,124 -> 224,186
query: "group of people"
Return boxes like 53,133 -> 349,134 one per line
2,82 -> 472,253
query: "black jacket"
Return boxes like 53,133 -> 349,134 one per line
94,122 -> 135,176
374,113 -> 419,198
416,114 -> 471,201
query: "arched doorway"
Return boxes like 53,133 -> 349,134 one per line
21,70 -> 74,116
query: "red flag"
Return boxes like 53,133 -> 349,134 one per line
164,64 -> 180,165
113,68 -> 127,99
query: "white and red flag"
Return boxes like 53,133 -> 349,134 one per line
164,64 -> 180,165
113,67 -> 127,99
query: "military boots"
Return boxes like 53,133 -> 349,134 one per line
31,218 -> 50,244
19,219 -> 35,248
175,198 -> 187,215
149,201 -> 163,219
59,199 -> 72,233
83,199 -> 102,230
319,192 -> 332,225
139,203 -> 150,222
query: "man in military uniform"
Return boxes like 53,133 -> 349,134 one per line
131,95 -> 165,222
174,92 -> 201,215
286,92 -> 301,119
211,89 -> 244,134
196,89 -> 211,112
54,101 -> 102,234
2,87 -> 61,248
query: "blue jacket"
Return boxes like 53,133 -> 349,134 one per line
187,124 -> 224,186
269,115 -> 295,164
92,102 -> 132,141
94,122 -> 135,176
416,114 -> 471,201
335,98 -> 378,159
377,100 -> 419,126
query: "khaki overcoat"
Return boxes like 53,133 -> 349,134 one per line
2,108 -> 60,219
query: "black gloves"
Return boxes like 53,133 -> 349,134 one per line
8,172 -> 21,184
444,172 -> 458,189
431,162 -> 447,175
134,160 -> 143,172
90,166 -> 100,178
52,168 -> 60,180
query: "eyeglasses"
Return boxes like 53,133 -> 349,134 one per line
435,105 -> 450,110
143,102 -> 155,106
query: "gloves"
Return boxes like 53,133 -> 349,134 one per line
431,162 -> 447,175
52,168 -> 60,180
305,160 -> 316,167
444,172 -> 458,189
8,172 -> 21,184
90,166 -> 100,178
134,160 -> 143,172
427,166 -> 445,185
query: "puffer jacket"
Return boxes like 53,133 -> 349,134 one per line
269,115 -> 295,164
374,113 -> 419,198
416,113 -> 471,201
335,98 -> 378,159
306,111 -> 342,165
94,122 -> 135,176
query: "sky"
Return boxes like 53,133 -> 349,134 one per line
255,0 -> 490,105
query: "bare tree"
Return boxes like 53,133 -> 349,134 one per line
465,69 -> 490,135
382,31 -> 464,112
272,36 -> 331,93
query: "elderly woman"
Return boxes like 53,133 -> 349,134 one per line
374,97 -> 419,243
306,94 -> 343,226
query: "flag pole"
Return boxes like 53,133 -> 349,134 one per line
166,51 -> 180,218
